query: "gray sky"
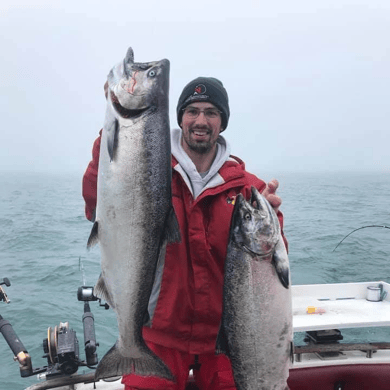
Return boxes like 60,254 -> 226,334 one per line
1,0 -> 389,177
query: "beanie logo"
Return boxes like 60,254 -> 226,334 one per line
194,84 -> 206,95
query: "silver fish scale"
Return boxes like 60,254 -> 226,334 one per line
91,49 -> 179,381
218,189 -> 292,390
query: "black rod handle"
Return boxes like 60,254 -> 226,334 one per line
82,302 -> 98,365
0,315 -> 33,376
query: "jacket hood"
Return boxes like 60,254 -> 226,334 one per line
171,128 -> 232,198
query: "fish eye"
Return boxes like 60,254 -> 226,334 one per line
148,70 -> 156,77
244,212 -> 251,221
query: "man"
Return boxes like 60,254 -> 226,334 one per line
82,77 -> 287,390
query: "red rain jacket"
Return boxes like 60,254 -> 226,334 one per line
82,132 -> 287,354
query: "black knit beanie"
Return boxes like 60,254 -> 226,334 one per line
176,77 -> 230,131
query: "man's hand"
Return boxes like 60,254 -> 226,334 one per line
263,179 -> 282,214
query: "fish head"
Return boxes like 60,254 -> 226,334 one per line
230,187 -> 280,257
107,47 -> 170,117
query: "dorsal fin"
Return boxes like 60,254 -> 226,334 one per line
123,47 -> 134,77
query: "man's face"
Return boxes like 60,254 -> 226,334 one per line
180,102 -> 223,155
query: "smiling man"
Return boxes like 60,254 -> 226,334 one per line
171,77 -> 237,199
177,78 -> 229,171
83,76 -> 287,390
181,103 -> 221,152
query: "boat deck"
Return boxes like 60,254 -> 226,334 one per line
26,281 -> 390,390
292,281 -> 390,332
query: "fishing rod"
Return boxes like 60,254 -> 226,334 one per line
0,277 -> 34,377
0,276 -> 107,383
332,225 -> 390,252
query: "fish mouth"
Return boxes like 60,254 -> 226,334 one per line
242,244 -> 273,258
111,91 -> 149,118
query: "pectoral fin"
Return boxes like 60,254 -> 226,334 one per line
215,324 -> 230,356
164,207 -> 181,244
87,221 -> 99,248
106,118 -> 119,162
272,238 -> 290,289
290,341 -> 295,364
94,274 -> 114,309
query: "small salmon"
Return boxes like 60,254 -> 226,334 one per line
216,187 -> 293,390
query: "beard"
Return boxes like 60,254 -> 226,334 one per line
187,140 -> 213,154
182,128 -> 217,154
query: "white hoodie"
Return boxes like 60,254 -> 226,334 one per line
171,128 -> 232,198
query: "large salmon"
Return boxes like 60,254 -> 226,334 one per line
216,187 -> 293,390
87,47 -> 180,381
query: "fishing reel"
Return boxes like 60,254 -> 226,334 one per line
77,285 -> 109,309
43,322 -> 80,377
39,286 -> 103,378
1,278 -> 102,381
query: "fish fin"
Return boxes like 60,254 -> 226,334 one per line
272,239 -> 290,289
95,340 -> 174,381
87,221 -> 99,248
123,47 -> 134,77
164,207 -> 181,244
125,47 -> 134,64
215,324 -> 229,356
94,274 -> 114,309
290,341 -> 295,364
107,118 -> 119,162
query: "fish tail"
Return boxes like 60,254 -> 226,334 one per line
95,341 -> 174,381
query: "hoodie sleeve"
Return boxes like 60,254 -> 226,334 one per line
82,130 -> 102,221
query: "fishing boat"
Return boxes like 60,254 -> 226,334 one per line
289,280 -> 390,390
2,279 -> 387,390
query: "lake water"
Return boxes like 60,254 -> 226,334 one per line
0,171 -> 389,389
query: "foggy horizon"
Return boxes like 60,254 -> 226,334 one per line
1,1 -> 389,178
